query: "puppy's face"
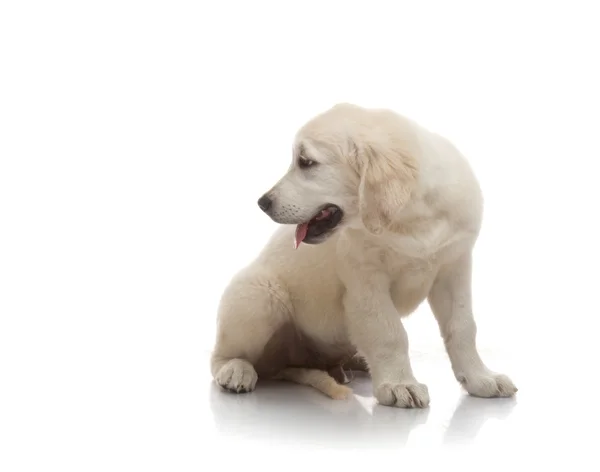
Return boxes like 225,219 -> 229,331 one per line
258,138 -> 358,246
258,104 -> 419,247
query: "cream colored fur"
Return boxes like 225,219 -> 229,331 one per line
274,368 -> 353,400
211,103 -> 517,408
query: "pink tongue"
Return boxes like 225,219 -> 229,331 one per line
294,223 -> 309,249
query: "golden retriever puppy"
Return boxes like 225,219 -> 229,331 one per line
210,103 -> 517,408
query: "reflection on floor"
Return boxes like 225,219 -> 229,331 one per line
204,344 -> 597,466
208,350 -> 524,449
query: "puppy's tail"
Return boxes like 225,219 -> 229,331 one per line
274,367 -> 352,400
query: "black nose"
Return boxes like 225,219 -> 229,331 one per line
257,195 -> 272,212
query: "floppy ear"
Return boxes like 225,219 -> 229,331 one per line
357,141 -> 419,234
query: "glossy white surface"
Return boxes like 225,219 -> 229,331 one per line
205,340 -> 598,468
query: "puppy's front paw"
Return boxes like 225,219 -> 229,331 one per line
459,372 -> 517,398
375,382 -> 430,408
215,359 -> 258,394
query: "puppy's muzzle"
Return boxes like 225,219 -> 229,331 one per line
257,194 -> 272,213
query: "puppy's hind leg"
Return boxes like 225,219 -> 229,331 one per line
211,271 -> 290,394
274,368 -> 353,400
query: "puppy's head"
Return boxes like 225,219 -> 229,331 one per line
258,103 -> 419,246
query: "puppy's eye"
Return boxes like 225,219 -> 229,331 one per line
298,158 -> 317,169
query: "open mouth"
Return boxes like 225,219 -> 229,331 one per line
294,204 -> 344,248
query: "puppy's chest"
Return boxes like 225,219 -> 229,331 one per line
290,285 -> 349,344
388,260 -> 438,315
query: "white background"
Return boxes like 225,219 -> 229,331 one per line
1,1 -> 599,470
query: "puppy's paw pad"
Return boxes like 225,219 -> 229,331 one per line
375,382 -> 430,408
461,372 -> 517,398
215,359 -> 258,394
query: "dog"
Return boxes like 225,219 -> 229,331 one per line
210,103 -> 517,408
